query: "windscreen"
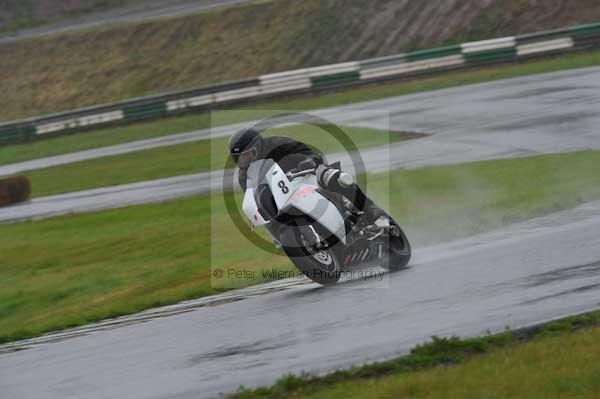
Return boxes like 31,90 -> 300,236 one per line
245,158 -> 276,191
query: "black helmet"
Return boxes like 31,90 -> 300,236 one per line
229,127 -> 263,167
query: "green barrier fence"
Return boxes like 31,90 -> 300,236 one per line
464,47 -> 517,63
0,126 -> 36,144
570,23 -> 600,38
405,45 -> 462,62
310,71 -> 361,87
123,102 -> 168,120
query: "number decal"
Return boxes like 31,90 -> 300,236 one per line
278,180 -> 289,194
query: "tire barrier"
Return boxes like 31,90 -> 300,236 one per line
0,176 -> 31,207
1,22 -> 600,144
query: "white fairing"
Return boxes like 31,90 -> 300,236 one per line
241,159 -> 347,244
242,187 -> 269,226
268,163 -> 295,210
283,183 -> 347,244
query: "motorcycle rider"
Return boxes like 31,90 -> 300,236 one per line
228,127 -> 385,225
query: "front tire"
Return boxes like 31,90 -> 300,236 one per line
280,218 -> 343,286
387,221 -> 411,271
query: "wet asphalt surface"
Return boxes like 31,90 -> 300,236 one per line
0,67 -> 600,398
2,200 -> 600,398
1,66 -> 600,223
0,0 -> 254,43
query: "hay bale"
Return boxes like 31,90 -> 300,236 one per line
0,176 -> 31,206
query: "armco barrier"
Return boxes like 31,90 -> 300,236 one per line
405,45 -> 462,62
0,125 -> 36,144
1,22 -> 600,144
516,28 -> 571,45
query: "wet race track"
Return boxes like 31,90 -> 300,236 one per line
2,201 -> 600,398
0,0 -> 254,43
1,67 -> 600,222
1,67 -> 600,397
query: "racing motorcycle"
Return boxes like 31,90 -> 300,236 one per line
242,159 -> 411,285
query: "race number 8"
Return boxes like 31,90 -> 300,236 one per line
278,180 -> 289,194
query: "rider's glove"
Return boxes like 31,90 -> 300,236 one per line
316,164 -> 354,189
316,164 -> 341,188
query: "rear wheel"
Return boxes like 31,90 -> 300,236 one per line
280,218 -> 343,286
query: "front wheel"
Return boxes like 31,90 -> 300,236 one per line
387,221 -> 411,271
280,218 -> 343,286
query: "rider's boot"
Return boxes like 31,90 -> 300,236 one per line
367,207 -> 390,228
316,164 -> 389,225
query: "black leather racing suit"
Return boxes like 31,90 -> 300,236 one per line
238,136 -> 372,213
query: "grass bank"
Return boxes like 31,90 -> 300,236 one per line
2,151 -> 600,342
18,125 -> 410,197
3,0 -> 600,121
230,311 -> 600,399
2,50 -> 600,166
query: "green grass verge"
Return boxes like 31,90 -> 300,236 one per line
0,112 -> 211,166
2,151 -> 600,343
2,50 -> 599,166
229,311 -> 600,399
17,125 -> 409,197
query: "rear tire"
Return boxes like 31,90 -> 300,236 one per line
280,218 -> 343,286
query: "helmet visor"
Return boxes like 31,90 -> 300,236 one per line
234,147 -> 258,168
